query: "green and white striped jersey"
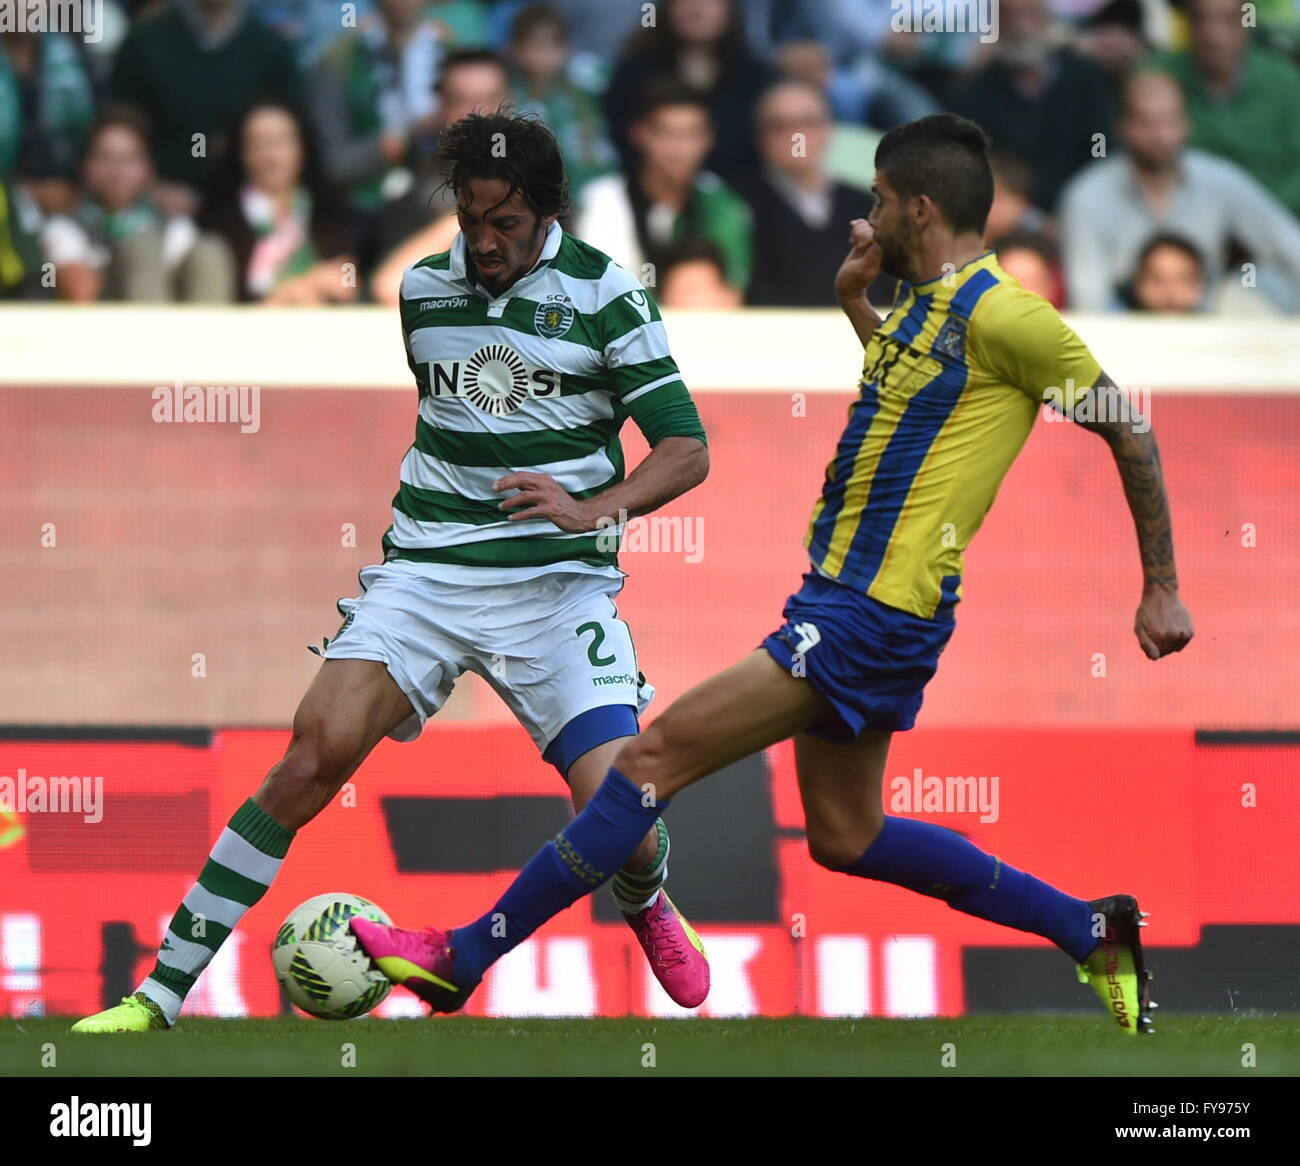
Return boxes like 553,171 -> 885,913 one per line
384,221 -> 705,583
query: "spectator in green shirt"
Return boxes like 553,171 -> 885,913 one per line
0,27 -> 94,180
309,0 -> 445,271
506,4 -> 615,198
575,81 -> 752,292
110,0 -> 303,216
1144,0 -> 1300,215
41,106 -> 236,303
424,0 -> 491,48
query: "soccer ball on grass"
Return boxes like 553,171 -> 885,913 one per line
272,893 -> 393,1020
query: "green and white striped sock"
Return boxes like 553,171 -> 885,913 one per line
611,818 -> 670,915
138,798 -> 295,1025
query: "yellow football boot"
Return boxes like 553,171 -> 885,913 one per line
71,993 -> 169,1034
1077,894 -> 1155,1035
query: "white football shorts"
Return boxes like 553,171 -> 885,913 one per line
319,560 -> 654,766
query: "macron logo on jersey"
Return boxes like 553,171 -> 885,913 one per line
625,290 -> 652,323
419,297 -> 469,310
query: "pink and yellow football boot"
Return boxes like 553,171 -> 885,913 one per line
626,891 -> 710,1009
349,918 -> 475,1014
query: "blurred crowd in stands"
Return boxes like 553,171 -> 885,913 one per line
3,0 -> 1300,313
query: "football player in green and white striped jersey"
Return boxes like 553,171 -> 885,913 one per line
72,112 -> 712,1035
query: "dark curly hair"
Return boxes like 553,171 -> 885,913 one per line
438,110 -> 570,220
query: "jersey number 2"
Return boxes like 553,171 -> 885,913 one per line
576,621 -> 616,667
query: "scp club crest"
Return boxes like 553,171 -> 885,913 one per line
534,299 -> 575,339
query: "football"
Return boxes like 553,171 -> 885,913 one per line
272,893 -> 393,1020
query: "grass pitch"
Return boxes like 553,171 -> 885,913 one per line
3,1013 -> 1298,1077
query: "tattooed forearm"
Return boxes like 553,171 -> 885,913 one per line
1071,376 -> 1180,591
1110,431 -> 1178,588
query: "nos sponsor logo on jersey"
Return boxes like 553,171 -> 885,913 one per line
426,343 -> 561,416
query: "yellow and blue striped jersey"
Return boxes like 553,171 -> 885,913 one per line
806,251 -> 1102,621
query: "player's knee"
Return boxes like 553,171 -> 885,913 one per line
807,833 -> 863,872
613,730 -> 661,790
806,811 -> 884,872
616,715 -> 695,800
256,728 -> 355,828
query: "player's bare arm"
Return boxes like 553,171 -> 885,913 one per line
835,217 -> 884,347
495,434 -> 709,532
1070,372 -> 1194,660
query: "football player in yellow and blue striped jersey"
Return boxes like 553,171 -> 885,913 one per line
805,243 -> 1102,622
351,115 -> 1193,1035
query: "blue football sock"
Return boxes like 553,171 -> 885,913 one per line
451,768 -> 666,982
841,816 -> 1097,963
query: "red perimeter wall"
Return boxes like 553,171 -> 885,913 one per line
2,387 -> 1297,726
2,726 -> 1297,1019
